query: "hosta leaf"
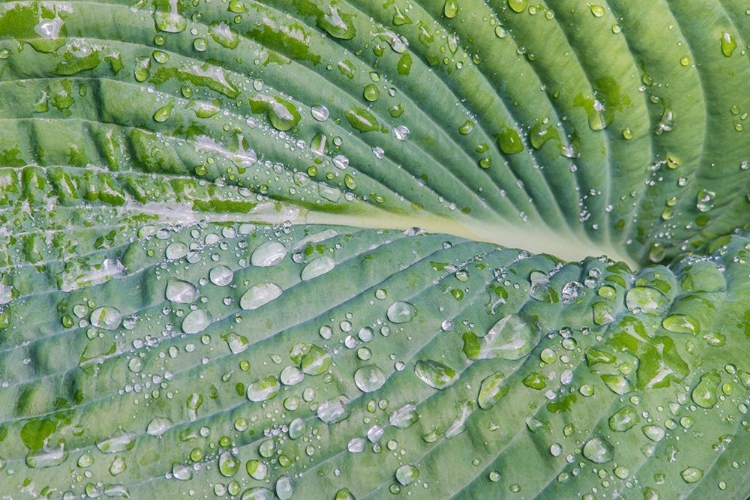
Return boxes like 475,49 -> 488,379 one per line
1,0 -> 750,498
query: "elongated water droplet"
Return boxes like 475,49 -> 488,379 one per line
478,372 -> 509,409
642,425 -> 665,442
317,396 -> 351,423
390,404 -> 419,428
444,0 -> 458,18
276,475 -> 293,500
97,432 -> 136,454
240,283 -> 283,310
301,256 -> 335,280
251,241 -> 287,267
247,376 -> 280,402
414,360 -> 458,389
219,451 -> 240,477
721,31 -> 737,57
625,286 -> 668,314
246,460 -> 268,480
470,314 -> 540,360
146,417 -> 173,436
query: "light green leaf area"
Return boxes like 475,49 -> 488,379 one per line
1,0 -> 750,498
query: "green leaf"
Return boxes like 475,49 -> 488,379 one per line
1,0 -> 750,498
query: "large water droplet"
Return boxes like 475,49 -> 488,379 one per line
246,460 -> 268,480
386,301 -> 416,323
301,256 -> 335,280
642,425 -> 665,442
354,365 -> 387,393
97,431 -> 136,454
276,475 -> 293,500
166,279 -> 199,303
395,464 -> 420,485
477,372 -> 509,409
609,406 -> 639,432
625,286 -> 668,314
301,345 -> 331,375
390,404 -> 419,428
251,242 -> 287,267
681,467 -> 704,483
165,241 -> 188,260
601,374 -> 634,395
240,283 -> 283,310
25,444 -> 68,469
247,376 -> 280,402
209,265 -> 234,286
414,360 -> 458,389
146,417 -> 173,436
691,371 -> 720,408
182,309 -> 212,334
219,451 -> 240,477
280,366 -> 304,386
317,396 -> 351,424
90,306 -> 122,331
582,437 -> 614,463
472,314 -> 541,360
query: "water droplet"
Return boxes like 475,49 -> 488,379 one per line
589,4 -> 605,17
182,309 -> 212,334
209,265 -> 234,286
311,105 -> 329,121
582,437 -> 614,463
219,451 -> 240,477
696,188 -> 716,212
507,0 -> 527,13
97,431 -> 136,454
240,487 -> 274,499
386,301 -> 416,323
721,31 -> 737,57
25,444 -> 68,469
609,406 -> 639,432
165,241 -> 188,260
601,374 -> 634,395
146,417 -> 173,436
444,0 -> 458,18
301,345 -> 332,375
395,464 -> 420,485
335,488 -> 356,500
153,103 -> 173,123
642,425 -> 665,442
280,365 -> 304,386
691,371 -> 720,408
681,467 -> 703,483
275,475 -> 294,500
317,396 -> 351,423
414,360 -> 458,390
247,376 -> 280,402
348,437 -> 366,453
251,241 -> 287,267
477,372 -> 509,409
246,459 -> 268,480
239,283 -> 282,311
390,404 -> 419,428
166,279 -> 199,303
354,365 -> 387,393
363,84 -> 379,102
625,286 -> 668,315
662,314 -> 700,334
561,281 -> 585,305
90,306 -> 122,331
469,314 -> 541,360
301,256 -> 335,280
